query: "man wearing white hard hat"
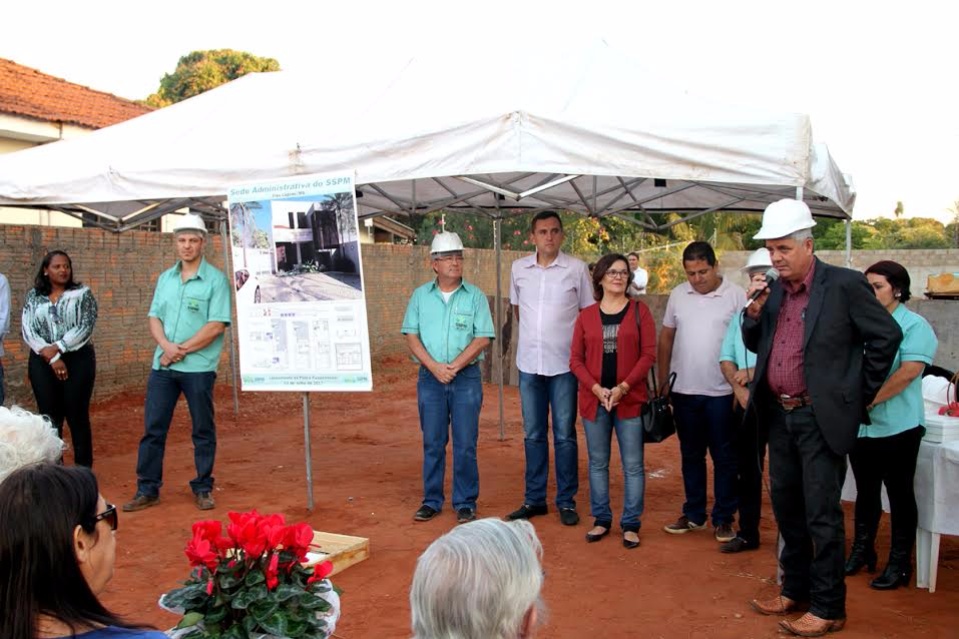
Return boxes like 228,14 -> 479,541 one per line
124,213 -> 232,513
742,199 -> 901,636
716,248 -> 774,554
402,231 -> 495,525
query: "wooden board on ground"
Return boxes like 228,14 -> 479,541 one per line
306,530 -> 370,576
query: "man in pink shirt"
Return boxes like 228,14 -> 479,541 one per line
506,211 -> 594,526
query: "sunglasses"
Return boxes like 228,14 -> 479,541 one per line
94,503 -> 118,531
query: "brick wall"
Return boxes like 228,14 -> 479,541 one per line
3,230 -> 956,409
1,225 -> 227,407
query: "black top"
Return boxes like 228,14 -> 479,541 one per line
599,305 -> 629,389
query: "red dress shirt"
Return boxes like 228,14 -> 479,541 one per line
766,261 -> 816,396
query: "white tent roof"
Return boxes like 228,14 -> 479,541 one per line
0,41 -> 854,230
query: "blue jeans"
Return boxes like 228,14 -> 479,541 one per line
583,407 -> 645,529
417,364 -> 482,511
519,371 -> 578,509
671,393 -> 738,526
136,369 -> 217,496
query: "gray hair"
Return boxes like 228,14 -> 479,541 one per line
0,406 -> 65,484
789,228 -> 814,242
411,518 -> 544,639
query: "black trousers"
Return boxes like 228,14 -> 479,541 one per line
28,345 -> 96,467
848,426 -> 923,554
767,402 -> 846,620
734,403 -> 768,544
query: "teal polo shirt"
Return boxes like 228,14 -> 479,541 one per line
719,311 -> 756,370
860,304 -> 938,438
401,279 -> 495,364
148,258 -> 232,372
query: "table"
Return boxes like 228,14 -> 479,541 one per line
841,439 -> 959,593
915,439 -> 959,593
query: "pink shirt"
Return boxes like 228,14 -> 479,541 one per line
510,251 -> 594,376
766,261 -> 816,396
663,277 -> 746,396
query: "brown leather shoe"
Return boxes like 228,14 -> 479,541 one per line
749,594 -> 805,616
779,612 -> 846,637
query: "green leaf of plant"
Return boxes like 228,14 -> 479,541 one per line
249,599 -> 279,623
205,604 -> 229,624
243,569 -> 265,587
273,583 -> 302,602
231,584 -> 266,610
257,611 -> 290,637
217,571 -> 240,589
175,611 -> 205,629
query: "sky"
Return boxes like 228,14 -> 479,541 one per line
4,0 -> 957,223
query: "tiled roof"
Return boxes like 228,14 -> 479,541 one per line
0,58 -> 152,129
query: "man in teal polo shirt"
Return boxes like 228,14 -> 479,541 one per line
402,231 -> 494,524
123,213 -> 232,512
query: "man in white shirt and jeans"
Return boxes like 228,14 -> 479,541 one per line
506,211 -> 594,526
659,241 -> 745,543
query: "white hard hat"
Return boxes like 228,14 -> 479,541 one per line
430,231 -> 464,255
741,248 -> 773,272
753,199 -> 816,240
173,213 -> 208,236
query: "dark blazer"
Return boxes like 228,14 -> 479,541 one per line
743,258 -> 902,456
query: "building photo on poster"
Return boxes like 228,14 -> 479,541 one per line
227,172 -> 372,391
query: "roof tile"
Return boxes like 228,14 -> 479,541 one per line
0,58 -> 152,129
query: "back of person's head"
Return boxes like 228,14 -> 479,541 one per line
0,406 -> 65,485
411,518 -> 544,639
0,464 -> 124,639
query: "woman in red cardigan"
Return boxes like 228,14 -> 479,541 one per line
570,253 -> 657,549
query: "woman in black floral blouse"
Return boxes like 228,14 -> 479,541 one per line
21,250 -> 98,467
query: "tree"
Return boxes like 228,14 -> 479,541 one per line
145,50 -> 280,107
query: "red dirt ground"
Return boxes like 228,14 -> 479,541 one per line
80,354 -> 957,638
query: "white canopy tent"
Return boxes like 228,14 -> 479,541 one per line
0,40 -> 856,459
0,40 -> 854,230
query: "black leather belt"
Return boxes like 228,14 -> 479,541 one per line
776,394 -> 812,411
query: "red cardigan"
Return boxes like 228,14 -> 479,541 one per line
569,300 -> 657,421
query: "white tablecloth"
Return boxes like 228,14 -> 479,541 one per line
842,439 -> 959,592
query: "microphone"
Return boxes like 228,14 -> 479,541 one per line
744,267 -> 780,309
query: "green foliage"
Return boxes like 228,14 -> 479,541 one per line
146,49 -> 280,107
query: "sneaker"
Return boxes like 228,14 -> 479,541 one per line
457,508 -> 477,524
413,504 -> 439,522
195,492 -> 216,511
714,523 -> 736,542
663,515 -> 705,534
720,536 -> 759,553
506,503 -> 548,521
559,508 -> 580,526
122,493 -> 160,512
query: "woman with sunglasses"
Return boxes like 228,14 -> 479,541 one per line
22,250 -> 98,467
570,253 -> 656,549
0,463 -> 164,639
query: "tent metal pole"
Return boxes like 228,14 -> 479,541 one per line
303,392 -> 315,511
494,217 -> 505,441
845,219 -> 852,268
220,220 -> 240,416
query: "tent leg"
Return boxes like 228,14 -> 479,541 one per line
494,217 -> 505,441
221,220 -> 240,417
845,219 -> 852,268
303,392 -> 315,511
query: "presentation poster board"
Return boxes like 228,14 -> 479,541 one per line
227,172 -> 372,391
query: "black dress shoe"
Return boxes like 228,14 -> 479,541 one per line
506,504 -> 548,520
623,531 -> 640,549
720,536 -> 759,554
414,505 -> 439,522
560,508 -> 580,526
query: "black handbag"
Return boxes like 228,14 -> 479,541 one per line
631,301 -> 677,443
641,368 -> 677,443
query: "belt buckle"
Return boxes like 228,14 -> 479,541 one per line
779,394 -> 797,412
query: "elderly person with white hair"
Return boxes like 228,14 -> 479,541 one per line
0,406 -> 65,484
410,518 -> 544,639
